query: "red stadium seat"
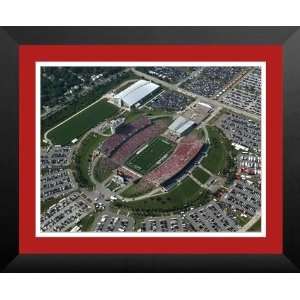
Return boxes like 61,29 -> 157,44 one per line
144,136 -> 203,186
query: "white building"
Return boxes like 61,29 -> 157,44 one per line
168,116 -> 195,137
113,80 -> 159,110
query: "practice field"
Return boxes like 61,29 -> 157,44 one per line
47,100 -> 118,145
126,137 -> 175,174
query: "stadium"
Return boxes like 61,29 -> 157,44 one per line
144,136 -> 203,186
40,65 -> 261,234
99,113 -> 205,195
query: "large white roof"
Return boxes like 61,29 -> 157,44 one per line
168,116 -> 187,131
115,79 -> 159,107
177,120 -> 195,134
168,116 -> 195,134
198,102 -> 212,109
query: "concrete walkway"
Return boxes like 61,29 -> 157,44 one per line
238,211 -> 261,232
198,164 -> 214,177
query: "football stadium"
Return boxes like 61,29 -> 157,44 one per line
99,114 -> 205,190
144,136 -> 203,186
40,65 -> 262,233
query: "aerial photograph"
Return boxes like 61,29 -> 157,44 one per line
39,65 -> 262,234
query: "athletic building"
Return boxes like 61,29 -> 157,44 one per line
113,79 -> 159,110
168,116 -> 195,137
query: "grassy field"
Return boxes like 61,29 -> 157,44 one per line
74,133 -> 106,189
247,218 -> 261,232
124,109 -> 145,123
47,100 -> 118,145
126,137 -> 174,174
192,167 -> 210,184
145,108 -> 174,118
191,127 -> 205,140
41,71 -> 136,135
93,156 -> 118,183
78,213 -> 96,231
201,126 -> 228,175
123,107 -> 172,124
235,214 -> 251,227
115,177 -> 211,214
121,180 -> 155,198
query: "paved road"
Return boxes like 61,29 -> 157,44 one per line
131,68 -> 259,121
199,106 -> 222,129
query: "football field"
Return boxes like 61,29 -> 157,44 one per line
46,100 -> 118,145
126,137 -> 174,174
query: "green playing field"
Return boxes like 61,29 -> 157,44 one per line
47,100 -> 118,145
126,137 -> 174,174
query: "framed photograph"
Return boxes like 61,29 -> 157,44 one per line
1,27 -> 300,272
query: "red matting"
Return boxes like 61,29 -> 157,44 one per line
19,45 -> 283,254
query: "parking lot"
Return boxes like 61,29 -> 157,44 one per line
222,180 -> 260,216
141,215 -> 190,232
138,67 -> 195,83
219,68 -> 261,115
41,192 -> 93,232
185,201 -> 238,232
181,67 -> 245,98
216,112 -> 261,152
148,90 -> 193,111
41,169 -> 78,200
41,145 -> 73,169
237,152 -> 261,177
95,212 -> 134,232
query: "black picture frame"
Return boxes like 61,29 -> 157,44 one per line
1,26 -> 299,273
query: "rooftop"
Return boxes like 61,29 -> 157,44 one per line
168,116 -> 195,134
114,79 -> 159,106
